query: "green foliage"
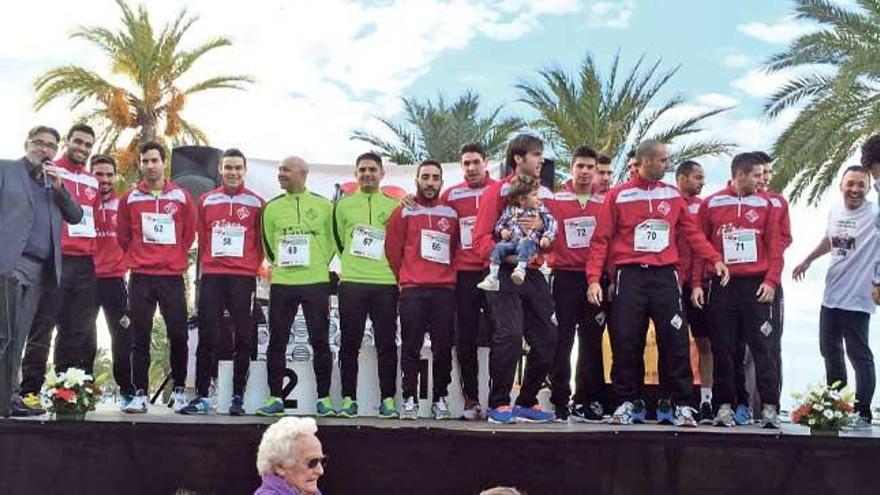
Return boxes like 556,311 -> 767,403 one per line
351,91 -> 526,164
763,0 -> 880,204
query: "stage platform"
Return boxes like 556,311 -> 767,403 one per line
2,406 -> 879,495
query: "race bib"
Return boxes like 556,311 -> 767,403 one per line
564,216 -> 596,249
67,205 -> 96,238
211,225 -> 245,258
459,216 -> 476,250
633,219 -> 669,252
278,234 -> 310,267
350,225 -> 385,261
722,230 -> 758,264
420,229 -> 451,264
141,212 -> 176,245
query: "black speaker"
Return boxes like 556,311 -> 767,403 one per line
171,146 -> 222,200
540,158 -> 556,190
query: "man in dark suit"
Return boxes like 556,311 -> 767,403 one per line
0,125 -> 83,417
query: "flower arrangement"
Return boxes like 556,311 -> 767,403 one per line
41,368 -> 101,420
790,381 -> 855,433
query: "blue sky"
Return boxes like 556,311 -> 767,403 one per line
0,0 -> 874,409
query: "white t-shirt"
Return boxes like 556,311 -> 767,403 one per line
822,201 -> 879,314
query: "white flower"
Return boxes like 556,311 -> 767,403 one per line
834,411 -> 842,418
62,368 -> 91,388
813,404 -> 824,411
824,410 -> 834,419
43,370 -> 59,389
808,418 -> 816,425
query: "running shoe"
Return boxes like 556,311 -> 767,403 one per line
255,396 -> 285,417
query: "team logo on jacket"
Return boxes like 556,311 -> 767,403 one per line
745,209 -> 759,223
84,187 -> 97,201
236,207 -> 250,220
164,202 -> 178,215
657,201 -> 671,216
437,217 -> 450,232
305,208 -> 318,221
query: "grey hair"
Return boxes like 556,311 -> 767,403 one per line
635,139 -> 665,161
256,417 -> 318,476
280,156 -> 309,173
481,488 -> 524,495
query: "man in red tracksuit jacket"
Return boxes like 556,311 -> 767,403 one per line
692,152 -> 784,429
386,160 -> 459,420
91,154 -> 136,405
473,134 -> 557,424
586,139 -> 729,427
19,124 -> 102,402
117,142 -> 196,413
180,149 -> 264,416
545,145 -> 608,422
438,143 -> 497,420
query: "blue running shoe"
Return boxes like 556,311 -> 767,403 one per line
734,404 -> 753,425
656,399 -> 675,425
179,396 -> 211,415
378,397 -> 397,419
229,395 -> 245,416
337,396 -> 358,418
255,397 -> 285,417
488,405 -> 514,424
631,399 -> 647,424
316,397 -> 336,417
513,405 -> 555,423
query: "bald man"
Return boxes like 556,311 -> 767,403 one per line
256,157 -> 337,417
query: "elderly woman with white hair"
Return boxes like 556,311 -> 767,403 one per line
255,417 -> 327,495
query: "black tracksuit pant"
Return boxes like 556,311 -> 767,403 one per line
611,264 -> 692,404
820,306 -> 875,418
486,266 -> 557,409
96,277 -> 134,396
129,273 -> 188,392
708,275 -> 779,409
337,282 -> 399,400
399,287 -> 454,400
549,270 -> 608,408
454,269 -> 493,402
197,274 -> 256,398
20,254 -> 97,395
266,283 -> 332,399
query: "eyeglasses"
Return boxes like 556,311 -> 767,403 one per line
29,139 -> 58,151
305,455 -> 328,470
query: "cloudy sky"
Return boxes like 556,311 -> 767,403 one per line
1,0 -> 874,408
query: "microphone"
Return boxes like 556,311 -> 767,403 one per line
42,159 -> 52,190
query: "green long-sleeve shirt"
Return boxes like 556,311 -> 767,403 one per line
333,189 -> 397,285
262,190 -> 336,285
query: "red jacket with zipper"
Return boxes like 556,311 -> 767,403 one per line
764,189 -> 793,249
197,184 -> 265,276
56,156 -> 101,256
694,184 -> 784,289
675,194 -> 703,288
385,195 -> 459,289
586,175 -> 721,284
117,180 -> 196,276
439,173 -> 497,271
473,173 -> 555,270
545,180 -> 604,271
94,191 -> 127,278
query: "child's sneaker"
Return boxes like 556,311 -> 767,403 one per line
511,268 -> 526,285
477,275 -> 500,291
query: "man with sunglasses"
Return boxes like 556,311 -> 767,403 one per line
19,123 -> 101,409
1,125 -> 83,417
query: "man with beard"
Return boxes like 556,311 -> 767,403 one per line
439,143 -> 497,420
386,160 -> 459,420
675,160 -> 714,423
91,154 -> 136,408
474,134 -> 557,424
793,166 -> 878,428
587,140 -> 728,427
693,152 -> 784,429
19,124 -> 101,407
117,141 -> 196,413
0,126 -> 82,417
546,145 -> 608,422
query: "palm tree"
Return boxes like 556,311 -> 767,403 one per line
32,0 -> 253,180
351,91 -> 526,164
762,0 -> 880,204
517,52 -> 736,180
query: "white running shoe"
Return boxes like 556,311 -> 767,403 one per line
123,393 -> 148,414
510,268 -> 526,285
432,397 -> 451,420
477,276 -> 500,292
399,396 -> 418,420
171,387 -> 188,413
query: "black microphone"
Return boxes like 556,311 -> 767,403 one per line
41,159 -> 52,190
